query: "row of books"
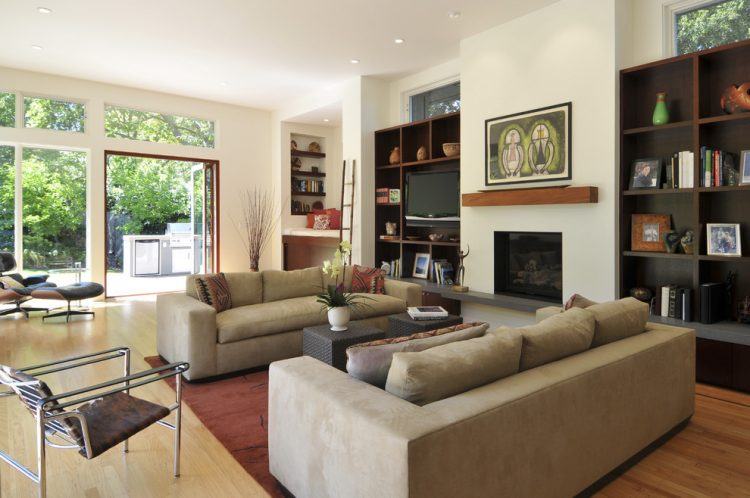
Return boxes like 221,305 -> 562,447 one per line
665,151 -> 694,188
376,188 -> 401,204
385,258 -> 402,278
293,179 -> 324,193
700,147 -> 735,187
431,259 -> 454,285
656,285 -> 692,322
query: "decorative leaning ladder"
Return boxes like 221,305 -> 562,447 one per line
339,159 -> 356,265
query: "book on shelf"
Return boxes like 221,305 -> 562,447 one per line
379,235 -> 399,240
700,147 -> 736,187
376,188 -> 390,204
664,151 -> 693,189
656,284 -> 692,322
430,260 -> 454,285
384,258 -> 401,278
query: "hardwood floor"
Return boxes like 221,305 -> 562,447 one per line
1,298 -> 749,497
0,297 -> 268,498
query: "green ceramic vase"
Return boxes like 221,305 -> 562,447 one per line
652,92 -> 669,126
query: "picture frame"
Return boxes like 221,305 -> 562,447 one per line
629,158 -> 662,189
485,102 -> 572,187
707,223 -> 742,257
631,214 -> 671,252
740,150 -> 750,185
412,252 -> 431,279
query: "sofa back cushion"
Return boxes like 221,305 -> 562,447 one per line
385,328 -> 522,406
346,322 -> 488,387
262,267 -> 322,303
587,297 -> 649,347
322,266 -> 354,291
186,272 -> 263,308
518,307 -> 595,371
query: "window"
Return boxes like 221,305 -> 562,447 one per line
0,92 -> 15,128
24,96 -> 85,132
409,81 -> 460,121
21,148 -> 87,271
0,146 -> 14,253
673,0 -> 750,55
105,105 -> 215,148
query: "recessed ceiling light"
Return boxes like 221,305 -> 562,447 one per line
349,59 -> 360,64
394,38 -> 405,44
448,10 -> 461,19
31,45 -> 43,51
37,6 -> 52,14
323,118 -> 330,122
220,81 -> 228,87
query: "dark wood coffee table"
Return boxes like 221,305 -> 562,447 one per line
302,323 -> 385,371
387,313 -> 463,338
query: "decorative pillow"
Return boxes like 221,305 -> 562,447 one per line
194,273 -> 233,312
385,327 -> 522,406
0,276 -> 23,289
518,307 -> 595,371
312,214 -> 331,230
346,322 -> 488,387
325,208 -> 342,230
587,297 -> 649,347
564,293 -> 598,310
350,265 -> 385,294
306,209 -> 326,228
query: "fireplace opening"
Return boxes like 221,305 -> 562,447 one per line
495,232 -> 562,302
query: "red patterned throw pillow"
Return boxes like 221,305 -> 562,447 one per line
313,214 -> 331,230
194,273 -> 232,312
564,293 -> 598,310
350,265 -> 385,294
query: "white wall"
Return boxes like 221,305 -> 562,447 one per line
0,66 -> 272,288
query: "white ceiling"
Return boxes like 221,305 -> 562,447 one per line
2,0 -> 559,111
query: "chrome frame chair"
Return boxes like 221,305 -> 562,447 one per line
0,347 -> 189,498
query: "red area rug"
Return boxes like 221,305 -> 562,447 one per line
144,356 -> 284,497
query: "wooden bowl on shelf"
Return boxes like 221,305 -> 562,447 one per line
442,142 -> 460,157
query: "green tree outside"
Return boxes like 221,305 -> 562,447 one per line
676,0 -> 750,54
0,93 -> 15,128
24,97 -> 85,132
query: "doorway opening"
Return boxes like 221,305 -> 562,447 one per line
104,151 -> 218,297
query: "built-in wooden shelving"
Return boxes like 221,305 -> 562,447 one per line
291,150 -> 326,159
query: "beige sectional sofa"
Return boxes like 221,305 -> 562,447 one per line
269,299 -> 696,498
156,267 -> 422,380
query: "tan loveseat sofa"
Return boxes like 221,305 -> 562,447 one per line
268,301 -> 695,498
156,267 -> 421,380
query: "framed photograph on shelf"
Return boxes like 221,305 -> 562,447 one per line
631,214 -> 670,252
629,158 -> 662,189
740,151 -> 750,185
412,252 -> 431,279
707,223 -> 742,257
485,102 -> 572,187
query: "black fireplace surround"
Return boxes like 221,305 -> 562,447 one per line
495,232 -> 562,302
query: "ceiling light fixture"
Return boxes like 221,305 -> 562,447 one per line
448,10 -> 461,19
220,81 -> 228,87
394,38 -> 405,44
31,45 -> 43,51
350,59 -> 360,64
37,6 -> 52,14
323,118 -> 330,122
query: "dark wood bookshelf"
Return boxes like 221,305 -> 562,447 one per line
619,39 -> 750,393
291,191 -> 325,197
374,112 -> 461,293
291,170 -> 326,178
291,149 -> 326,159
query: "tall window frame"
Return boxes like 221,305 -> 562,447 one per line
664,0 -> 750,56
402,76 -> 460,123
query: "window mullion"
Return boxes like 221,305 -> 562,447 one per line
14,145 -> 22,271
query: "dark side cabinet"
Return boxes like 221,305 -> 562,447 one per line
696,337 -> 750,392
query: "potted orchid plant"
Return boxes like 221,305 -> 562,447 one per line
317,240 -> 369,331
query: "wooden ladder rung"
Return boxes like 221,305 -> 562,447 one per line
342,204 -> 352,207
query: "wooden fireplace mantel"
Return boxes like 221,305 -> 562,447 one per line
461,185 -> 598,207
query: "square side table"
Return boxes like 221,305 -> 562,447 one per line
387,313 -> 463,338
303,323 -> 385,371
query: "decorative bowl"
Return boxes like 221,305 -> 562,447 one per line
442,142 -> 460,157
428,233 -> 445,242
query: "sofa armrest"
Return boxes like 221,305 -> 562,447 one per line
384,279 -> 422,307
269,356 -> 440,498
535,306 -> 562,323
156,293 -> 217,381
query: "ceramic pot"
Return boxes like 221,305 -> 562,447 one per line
721,82 -> 750,114
652,92 -> 669,126
442,142 -> 460,157
389,147 -> 400,165
417,146 -> 428,161
328,306 -> 351,331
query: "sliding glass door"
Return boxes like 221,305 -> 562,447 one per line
105,152 -> 218,297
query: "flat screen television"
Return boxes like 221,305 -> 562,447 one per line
405,171 -> 460,226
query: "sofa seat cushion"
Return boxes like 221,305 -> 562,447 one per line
217,296 -> 327,344
587,297 -> 649,347
518,307 -> 595,371
347,322 -> 489,387
385,328 -> 522,406
349,293 -> 406,319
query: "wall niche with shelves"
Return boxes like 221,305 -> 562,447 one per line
290,132 -> 327,216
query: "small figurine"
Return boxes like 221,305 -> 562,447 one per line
680,230 -> 694,255
453,246 -> 470,293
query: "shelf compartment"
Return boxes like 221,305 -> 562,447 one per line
430,113 -> 460,160
622,120 -> 693,135
698,41 -> 750,119
401,122 -> 430,163
291,150 -> 326,159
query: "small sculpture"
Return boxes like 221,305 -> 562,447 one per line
417,146 -> 428,161
290,139 -> 298,151
385,221 -> 398,236
389,147 -> 400,165
680,230 -> 694,255
291,157 -> 302,170
737,296 -> 750,324
630,287 -> 653,303
308,141 -> 321,153
664,231 -> 681,253
453,246 -> 470,293
721,82 -> 750,114
381,261 -> 391,276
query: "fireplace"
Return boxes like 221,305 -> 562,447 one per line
495,232 -> 562,301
